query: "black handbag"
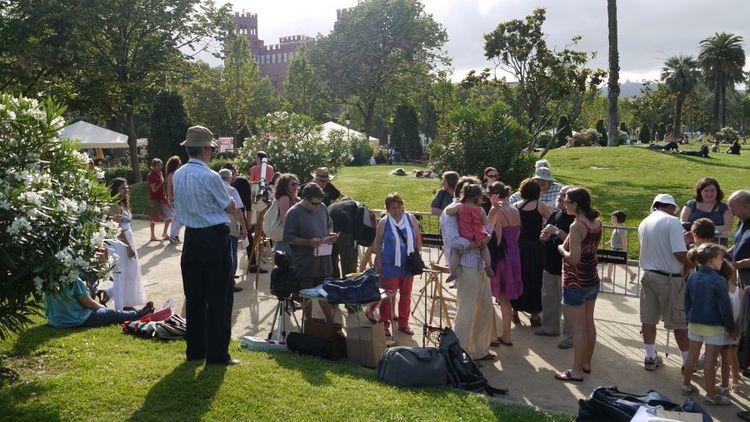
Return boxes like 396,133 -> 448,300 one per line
396,226 -> 425,275
438,328 -> 507,396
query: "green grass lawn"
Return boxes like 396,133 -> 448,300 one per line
0,321 -> 568,421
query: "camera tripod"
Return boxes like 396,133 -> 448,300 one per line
268,297 -> 300,343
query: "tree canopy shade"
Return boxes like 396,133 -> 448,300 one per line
698,32 -> 746,132
68,0 -> 233,182
661,55 -> 700,139
148,91 -> 190,163
310,0 -> 449,137
483,8 -> 605,148
390,103 -> 421,160
284,44 -> 333,122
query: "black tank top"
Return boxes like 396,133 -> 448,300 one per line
517,200 -> 543,241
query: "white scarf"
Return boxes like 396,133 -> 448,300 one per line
388,213 -> 414,267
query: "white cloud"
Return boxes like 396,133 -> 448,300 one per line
224,0 -> 750,83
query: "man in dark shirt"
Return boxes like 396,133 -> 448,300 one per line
430,171 -> 458,215
536,185 -> 575,348
329,199 -> 359,278
729,190 -> 750,286
312,167 -> 342,207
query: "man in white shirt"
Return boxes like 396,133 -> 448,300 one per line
638,194 -> 689,371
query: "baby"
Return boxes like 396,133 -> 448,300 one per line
445,184 -> 494,282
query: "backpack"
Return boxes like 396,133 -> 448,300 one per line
354,204 -> 376,247
438,328 -> 507,396
262,200 -> 284,242
577,386 -> 712,422
377,346 -> 448,388
270,251 -> 299,299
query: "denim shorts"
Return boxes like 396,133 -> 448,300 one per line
688,331 -> 726,346
562,285 -> 599,307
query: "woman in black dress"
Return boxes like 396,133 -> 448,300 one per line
511,179 -> 553,326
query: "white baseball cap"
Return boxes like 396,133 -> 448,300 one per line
651,193 -> 677,208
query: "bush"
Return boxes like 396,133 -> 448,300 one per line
619,121 -> 628,133
595,119 -> 607,145
716,126 -> 740,144
429,101 -> 532,189
390,104 -> 421,161
235,111 -> 352,180
618,130 -> 628,145
208,159 -> 237,173
103,165 -> 149,184
235,124 -> 251,149
554,115 -> 572,148
638,125 -> 651,143
0,94 -> 120,339
350,136 -> 374,166
571,129 -> 600,146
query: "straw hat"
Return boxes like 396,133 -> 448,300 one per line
311,167 -> 334,181
533,167 -> 556,182
180,125 -> 218,148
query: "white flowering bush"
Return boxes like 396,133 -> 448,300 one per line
0,93 -> 120,339
235,111 -> 352,180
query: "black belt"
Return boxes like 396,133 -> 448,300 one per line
646,269 -> 682,278
186,224 -> 228,233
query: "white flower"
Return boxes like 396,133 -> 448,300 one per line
7,216 -> 31,235
20,191 -> 43,206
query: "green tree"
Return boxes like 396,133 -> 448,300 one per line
661,55 -> 700,139
606,0 -> 620,146
390,104 -> 421,160
284,45 -> 332,121
483,8 -> 605,147
180,62 -> 228,135
221,35 -> 279,134
555,115 -> 573,147
148,91 -> 190,163
619,121 -> 628,133
71,0 -> 233,182
699,33 -> 746,132
310,0 -> 448,136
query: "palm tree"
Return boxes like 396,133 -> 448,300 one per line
606,0 -> 619,146
661,55 -> 700,139
698,32 -> 746,132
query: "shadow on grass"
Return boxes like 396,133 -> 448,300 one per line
265,350 -> 364,386
128,361 -> 226,421
10,324 -> 79,356
0,380 -> 58,420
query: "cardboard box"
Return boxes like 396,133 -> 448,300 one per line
304,318 -> 347,359
346,322 -> 386,368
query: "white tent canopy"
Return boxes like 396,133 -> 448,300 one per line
59,121 -> 129,149
320,121 -> 379,143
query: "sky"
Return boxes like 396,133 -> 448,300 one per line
223,0 -> 750,83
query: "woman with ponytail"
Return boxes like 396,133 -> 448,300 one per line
681,243 -> 736,406
554,187 -> 602,382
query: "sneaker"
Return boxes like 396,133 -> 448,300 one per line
169,236 -> 181,244
644,355 -> 664,371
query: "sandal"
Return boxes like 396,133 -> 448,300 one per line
716,384 -> 731,396
474,351 -> 496,362
554,370 -> 583,382
704,393 -> 731,405
582,367 -> 591,374
398,326 -> 414,336
498,337 -> 513,347
681,384 -> 698,395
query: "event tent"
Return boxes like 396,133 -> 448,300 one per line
321,121 -> 379,143
59,121 -> 129,149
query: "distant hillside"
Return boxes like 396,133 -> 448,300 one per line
601,80 -> 654,98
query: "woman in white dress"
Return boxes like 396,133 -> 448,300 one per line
108,178 -> 146,311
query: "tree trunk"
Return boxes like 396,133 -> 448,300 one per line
126,111 -> 142,183
712,76 -> 721,133
720,76 -> 727,129
606,0 -> 620,146
362,102 -> 375,139
673,95 -> 684,139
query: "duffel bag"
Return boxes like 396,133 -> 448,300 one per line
438,328 -> 507,396
377,346 -> 447,388
286,332 -> 341,360
322,268 -> 381,304
577,386 -> 712,422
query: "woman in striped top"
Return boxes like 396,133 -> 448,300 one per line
554,187 -> 602,382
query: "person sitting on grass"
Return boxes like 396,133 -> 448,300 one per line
728,140 -> 741,155
45,277 -> 154,328
602,210 -> 637,283
681,243 -> 736,406
443,184 -> 494,283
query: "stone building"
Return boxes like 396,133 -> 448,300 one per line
235,11 -> 313,91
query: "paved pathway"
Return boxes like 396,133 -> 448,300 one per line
126,219 -> 748,421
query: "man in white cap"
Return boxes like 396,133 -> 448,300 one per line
637,193 -> 690,371
508,165 -> 562,210
173,125 -> 240,366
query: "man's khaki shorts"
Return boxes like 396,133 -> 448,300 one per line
639,270 -> 687,330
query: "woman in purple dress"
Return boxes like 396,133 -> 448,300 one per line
487,182 -> 523,346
